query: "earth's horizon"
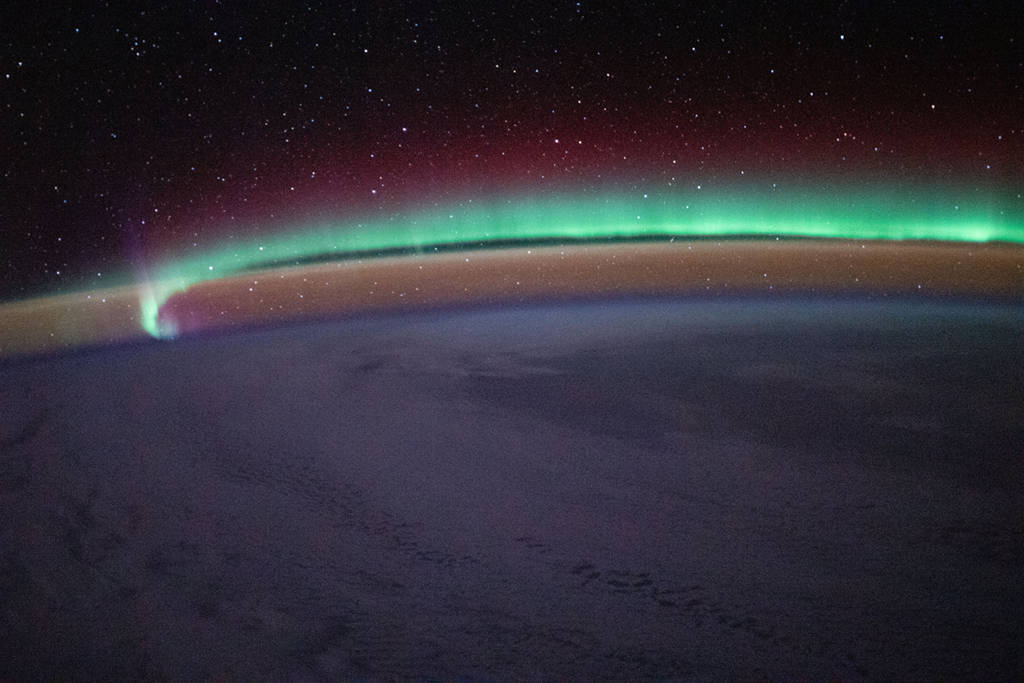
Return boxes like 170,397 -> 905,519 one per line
2,239 -> 1022,358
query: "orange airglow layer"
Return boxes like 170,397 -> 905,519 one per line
1,240 -> 1021,357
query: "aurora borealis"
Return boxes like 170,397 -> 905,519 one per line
1,0 -> 1021,349
136,187 -> 1024,338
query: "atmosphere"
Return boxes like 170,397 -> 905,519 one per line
2,2 -> 1022,301
134,186 -> 1022,337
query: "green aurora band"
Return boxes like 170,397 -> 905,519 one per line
139,189 -> 1024,338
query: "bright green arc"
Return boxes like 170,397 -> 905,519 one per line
139,189 -> 1024,338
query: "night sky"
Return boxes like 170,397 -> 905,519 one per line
2,1 -> 1021,300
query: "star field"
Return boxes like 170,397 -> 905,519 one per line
1,1 -> 1022,300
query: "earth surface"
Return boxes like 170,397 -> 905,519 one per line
1,297 -> 1022,679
